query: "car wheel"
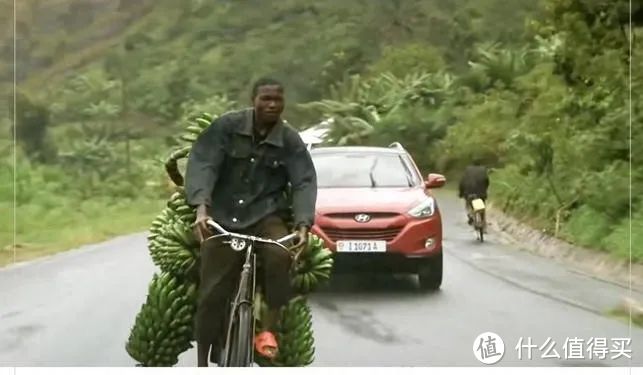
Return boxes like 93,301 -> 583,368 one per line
418,251 -> 442,291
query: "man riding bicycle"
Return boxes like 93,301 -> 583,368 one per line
184,77 -> 317,367
458,158 -> 489,227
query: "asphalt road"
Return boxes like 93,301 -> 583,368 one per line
0,191 -> 641,367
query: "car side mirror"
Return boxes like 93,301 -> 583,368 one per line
424,173 -> 446,189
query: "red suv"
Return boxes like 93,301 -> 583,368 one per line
309,143 -> 446,290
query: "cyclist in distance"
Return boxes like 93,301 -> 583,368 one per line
458,157 -> 489,227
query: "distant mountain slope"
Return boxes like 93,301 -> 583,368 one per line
4,0 -> 540,104
1,0 -> 155,84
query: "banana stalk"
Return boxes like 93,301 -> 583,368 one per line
164,146 -> 191,187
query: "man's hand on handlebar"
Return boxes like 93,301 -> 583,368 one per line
193,204 -> 213,243
292,225 -> 309,249
290,225 -> 309,263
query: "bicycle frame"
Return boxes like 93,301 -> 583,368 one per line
203,219 -> 298,367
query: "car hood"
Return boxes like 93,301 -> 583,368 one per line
315,187 -> 431,214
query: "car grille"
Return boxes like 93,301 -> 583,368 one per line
320,227 -> 403,242
324,212 -> 399,219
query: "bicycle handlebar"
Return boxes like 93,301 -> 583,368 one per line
205,219 -> 299,248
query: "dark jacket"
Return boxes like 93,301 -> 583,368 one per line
458,165 -> 489,199
184,108 -> 317,231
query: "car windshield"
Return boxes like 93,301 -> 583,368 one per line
312,152 -> 417,188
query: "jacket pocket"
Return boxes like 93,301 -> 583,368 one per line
226,135 -> 252,159
264,157 -> 283,169
262,154 -> 287,188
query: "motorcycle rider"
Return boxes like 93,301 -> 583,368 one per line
184,77 -> 317,367
458,158 -> 489,226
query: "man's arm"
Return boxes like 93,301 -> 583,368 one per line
283,134 -> 317,229
185,119 -> 227,207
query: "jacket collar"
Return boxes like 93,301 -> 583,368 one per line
235,108 -> 285,147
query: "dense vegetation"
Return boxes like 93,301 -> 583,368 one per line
2,0 -> 641,265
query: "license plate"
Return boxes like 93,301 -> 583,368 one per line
336,240 -> 387,252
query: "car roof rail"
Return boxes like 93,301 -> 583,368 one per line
389,142 -> 406,152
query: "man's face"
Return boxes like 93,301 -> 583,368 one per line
253,85 -> 284,125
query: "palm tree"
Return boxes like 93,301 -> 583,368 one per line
467,42 -> 534,89
298,70 -> 455,145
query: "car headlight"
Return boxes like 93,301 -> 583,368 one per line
408,197 -> 436,218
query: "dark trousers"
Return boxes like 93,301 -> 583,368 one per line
194,215 -> 293,353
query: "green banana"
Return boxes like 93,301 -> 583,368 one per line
180,133 -> 198,143
185,125 -> 203,135
195,117 -> 211,128
175,205 -> 194,215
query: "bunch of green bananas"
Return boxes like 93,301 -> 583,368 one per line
147,189 -> 198,277
126,272 -> 197,367
291,234 -> 334,294
255,296 -> 315,367
126,111 -> 334,367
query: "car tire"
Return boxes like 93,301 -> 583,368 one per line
418,251 -> 443,291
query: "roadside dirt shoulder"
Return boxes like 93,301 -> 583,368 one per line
486,202 -> 643,294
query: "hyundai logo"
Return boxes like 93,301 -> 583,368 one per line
354,214 -> 371,223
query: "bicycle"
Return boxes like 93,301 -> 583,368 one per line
466,194 -> 486,243
203,219 -> 299,367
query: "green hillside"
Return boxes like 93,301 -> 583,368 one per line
2,0 -> 641,266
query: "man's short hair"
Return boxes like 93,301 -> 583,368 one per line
251,77 -> 284,98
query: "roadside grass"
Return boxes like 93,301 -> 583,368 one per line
436,170 -> 640,264
0,197 -> 164,267
606,299 -> 643,328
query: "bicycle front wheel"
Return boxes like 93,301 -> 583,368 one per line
228,303 -> 254,367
